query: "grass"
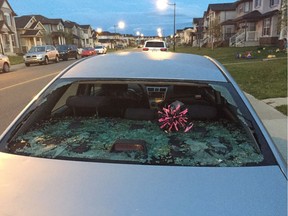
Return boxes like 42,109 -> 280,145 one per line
275,105 -> 288,115
175,46 -> 287,100
9,55 -> 24,65
225,59 -> 287,99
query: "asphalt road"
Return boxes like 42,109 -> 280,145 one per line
0,59 -> 78,133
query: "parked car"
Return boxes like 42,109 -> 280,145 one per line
23,45 -> 59,66
56,44 -> 79,61
143,40 -> 168,51
0,52 -> 286,216
115,44 -> 125,49
95,45 -> 107,54
77,48 -> 83,55
81,47 -> 97,57
0,54 -> 10,73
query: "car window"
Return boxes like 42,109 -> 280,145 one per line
145,41 -> 165,47
4,79 -> 272,167
57,45 -> 68,51
29,46 -> 45,52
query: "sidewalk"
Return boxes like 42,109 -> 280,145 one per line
246,93 -> 287,164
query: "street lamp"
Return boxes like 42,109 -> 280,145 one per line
113,21 -> 125,48
157,28 -> 163,38
136,31 -> 140,46
114,21 -> 125,34
157,0 -> 176,51
96,28 -> 102,34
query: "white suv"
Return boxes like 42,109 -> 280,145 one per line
142,40 -> 167,52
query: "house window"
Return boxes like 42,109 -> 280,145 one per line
270,0 -> 279,7
11,35 -> 16,47
263,18 -> 271,36
244,2 -> 250,12
255,0 -> 261,8
4,13 -> 11,26
238,5 -> 243,13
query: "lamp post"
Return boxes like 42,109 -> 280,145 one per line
136,31 -> 140,46
113,21 -> 125,49
96,28 -> 102,45
171,3 -> 176,51
157,0 -> 176,51
114,21 -> 125,35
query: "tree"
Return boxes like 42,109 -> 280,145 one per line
64,32 -> 74,45
208,18 -> 221,50
278,0 -> 287,40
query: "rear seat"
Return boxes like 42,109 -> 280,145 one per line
186,104 -> 218,120
66,95 -> 110,116
124,108 -> 156,120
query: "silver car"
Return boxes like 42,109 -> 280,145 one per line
0,54 -> 10,72
0,52 -> 286,215
23,45 -> 59,66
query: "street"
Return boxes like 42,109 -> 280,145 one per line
0,59 -> 78,133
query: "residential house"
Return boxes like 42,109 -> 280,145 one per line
177,27 -> 195,46
0,0 -> 19,55
97,31 -> 123,49
204,2 -> 237,47
192,17 -> 205,47
63,20 -> 84,48
230,0 -> 282,46
33,15 -> 66,46
91,29 -> 97,47
79,25 -> 93,47
15,15 -> 46,53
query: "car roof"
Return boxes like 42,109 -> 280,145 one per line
145,39 -> 164,42
60,52 -> 228,82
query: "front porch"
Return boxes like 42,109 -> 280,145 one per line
229,30 -> 259,47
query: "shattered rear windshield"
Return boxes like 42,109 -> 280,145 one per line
5,81 -> 266,166
10,117 -> 263,166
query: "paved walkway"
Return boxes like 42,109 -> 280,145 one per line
246,94 -> 287,165
262,97 -> 288,108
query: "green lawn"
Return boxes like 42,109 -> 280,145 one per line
176,46 -> 287,98
275,105 -> 288,115
9,55 -> 24,65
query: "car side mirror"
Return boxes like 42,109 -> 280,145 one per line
46,49 -> 50,52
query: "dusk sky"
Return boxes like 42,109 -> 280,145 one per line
8,0 -> 234,36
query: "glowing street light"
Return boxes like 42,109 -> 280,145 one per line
96,28 -> 102,34
157,0 -> 168,10
118,21 -> 125,29
114,21 -> 125,34
156,0 -> 176,51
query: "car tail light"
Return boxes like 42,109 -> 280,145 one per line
160,48 -> 167,51
143,48 -> 149,51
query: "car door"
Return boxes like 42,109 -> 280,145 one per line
50,46 -> 57,60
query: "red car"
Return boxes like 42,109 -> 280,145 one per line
81,47 -> 97,57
